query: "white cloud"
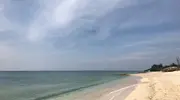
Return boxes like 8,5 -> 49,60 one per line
0,0 -> 180,70
27,0 -> 87,42
27,0 -> 136,42
52,0 -> 79,27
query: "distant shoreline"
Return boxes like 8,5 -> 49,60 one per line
0,70 -> 140,72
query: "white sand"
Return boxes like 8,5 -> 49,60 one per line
125,71 -> 180,100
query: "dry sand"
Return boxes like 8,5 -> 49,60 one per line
125,71 -> 180,100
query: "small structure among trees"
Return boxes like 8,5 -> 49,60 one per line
144,57 -> 180,72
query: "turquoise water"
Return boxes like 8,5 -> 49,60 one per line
0,71 -> 136,100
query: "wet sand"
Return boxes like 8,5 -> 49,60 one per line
55,76 -> 139,100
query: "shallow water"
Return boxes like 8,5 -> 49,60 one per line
54,75 -> 140,100
0,71 -> 137,100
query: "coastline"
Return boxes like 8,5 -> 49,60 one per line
54,71 -> 180,100
0,71 -> 139,100
53,75 -> 140,100
125,71 -> 180,100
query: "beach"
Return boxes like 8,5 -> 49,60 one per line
72,71 -> 180,100
125,71 -> 180,100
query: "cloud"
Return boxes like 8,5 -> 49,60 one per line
0,0 -> 180,70
0,8 -> 12,31
27,0 -> 81,41
27,0 -> 141,42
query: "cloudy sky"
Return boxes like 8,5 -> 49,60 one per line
0,0 -> 180,71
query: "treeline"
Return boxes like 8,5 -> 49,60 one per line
144,63 -> 180,72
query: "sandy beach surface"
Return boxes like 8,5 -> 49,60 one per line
125,71 -> 180,100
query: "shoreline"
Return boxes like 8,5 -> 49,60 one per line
54,75 -> 140,100
55,71 -> 180,100
97,76 -> 140,100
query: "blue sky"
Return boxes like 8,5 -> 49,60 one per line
0,0 -> 180,71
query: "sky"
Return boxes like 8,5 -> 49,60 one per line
0,0 -> 180,71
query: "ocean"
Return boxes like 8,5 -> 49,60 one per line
0,71 -> 138,100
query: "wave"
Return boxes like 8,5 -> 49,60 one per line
34,83 -> 101,100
